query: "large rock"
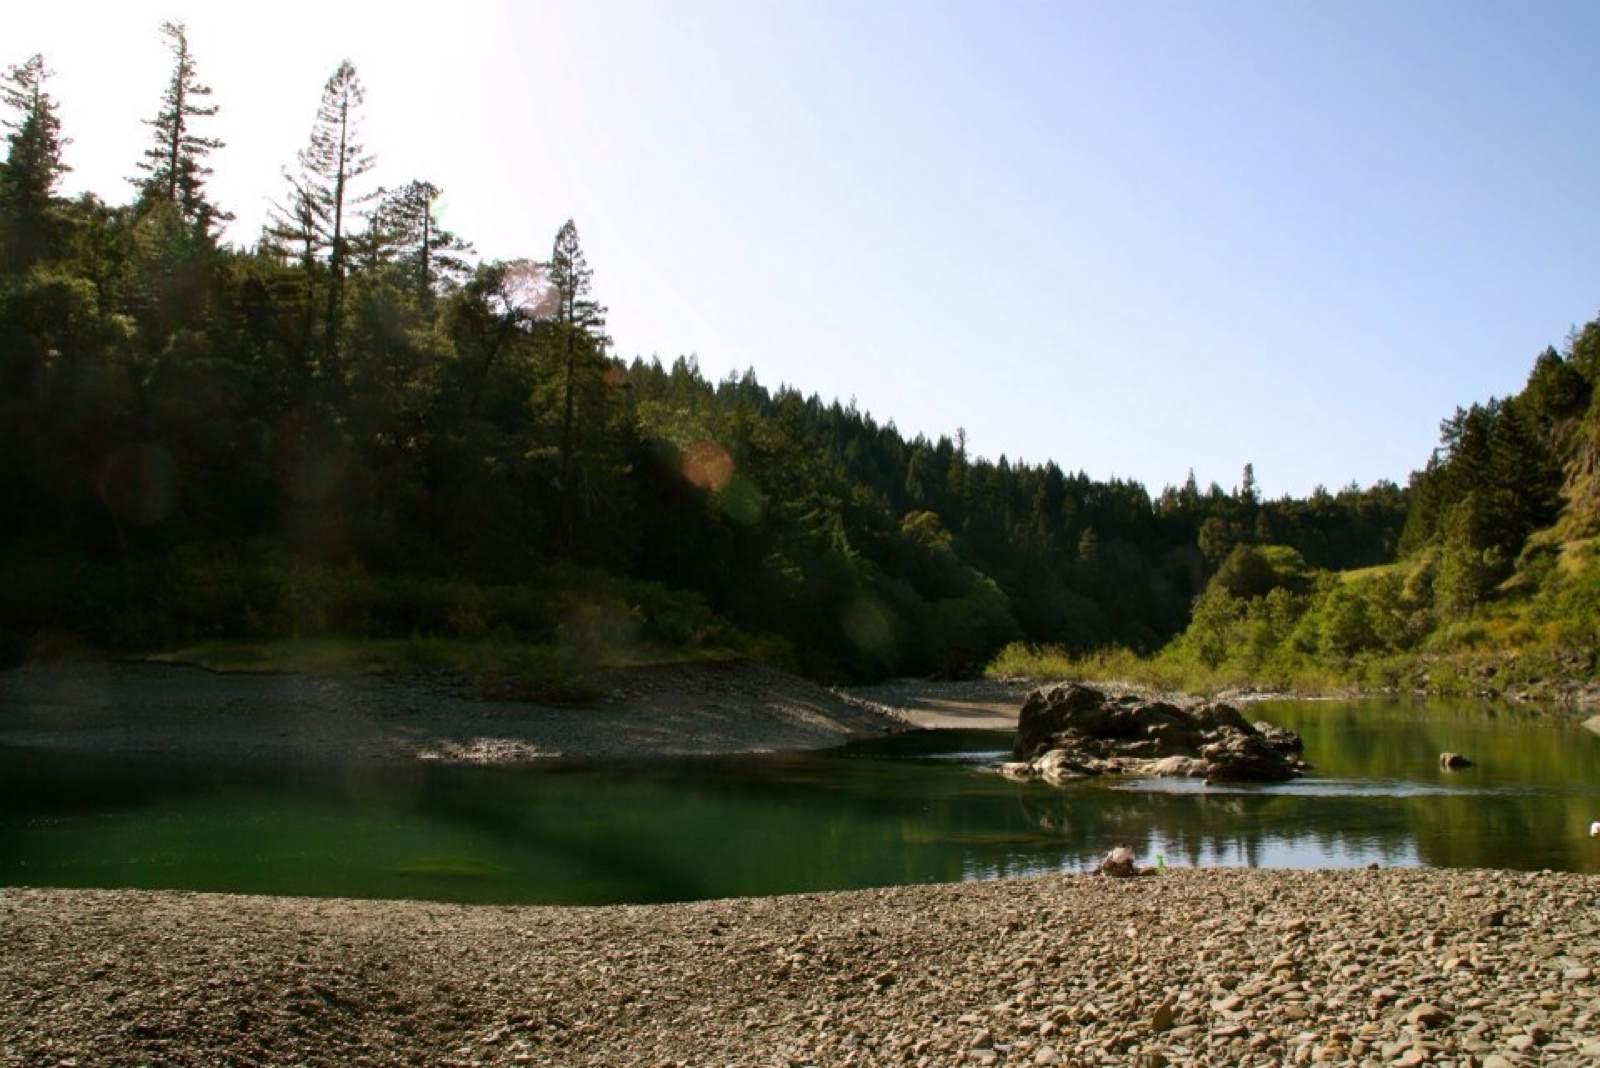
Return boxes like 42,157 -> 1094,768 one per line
1253,720 -> 1303,753
1006,683 -> 1305,784
1200,729 -> 1304,781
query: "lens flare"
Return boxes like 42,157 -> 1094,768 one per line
502,259 -> 559,320
718,475 -> 765,526
682,441 -> 735,491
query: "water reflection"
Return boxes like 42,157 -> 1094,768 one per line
1,697 -> 1597,905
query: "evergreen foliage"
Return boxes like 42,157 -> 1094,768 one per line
362,180 -> 472,304
0,54 -> 69,271
265,59 -> 374,373
132,21 -> 230,236
1024,326 -> 1600,697
0,32 -> 1459,683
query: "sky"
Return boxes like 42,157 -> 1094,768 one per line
10,1 -> 1600,498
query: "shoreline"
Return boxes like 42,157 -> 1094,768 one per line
0,658 -> 912,766
843,676 -> 1383,733
5,868 -> 1598,1066
8,658 -> 1591,769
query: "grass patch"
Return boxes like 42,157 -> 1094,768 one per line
984,641 -> 1356,697
1339,563 -> 1398,584
1557,537 -> 1600,573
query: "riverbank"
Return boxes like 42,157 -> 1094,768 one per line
5,868 -> 1598,1067
0,659 -> 908,764
985,643 -> 1600,711
845,676 -> 1315,732
844,677 -> 1033,729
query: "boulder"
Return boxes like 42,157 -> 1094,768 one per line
1014,683 -> 1115,759
1200,728 -> 1304,782
1098,845 -> 1137,877
1253,720 -> 1304,753
1034,748 -> 1101,783
1004,683 -> 1305,784
1096,844 -> 1156,878
1146,755 -> 1209,777
1190,702 -> 1254,734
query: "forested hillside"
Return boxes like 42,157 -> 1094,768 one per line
1,32 -> 1411,681
1005,321 -> 1600,698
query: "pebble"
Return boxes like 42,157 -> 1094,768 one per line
4,869 -> 1599,1067
1407,1003 -> 1451,1029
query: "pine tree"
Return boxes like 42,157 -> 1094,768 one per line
132,22 -> 230,235
267,60 -> 375,369
262,170 -> 327,380
363,180 -> 472,304
548,219 -> 609,500
1484,399 -> 1561,556
1435,494 -> 1490,618
1238,462 -> 1258,507
1180,469 -> 1201,510
0,54 -> 69,272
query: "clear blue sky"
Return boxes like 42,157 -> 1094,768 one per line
14,1 -> 1600,497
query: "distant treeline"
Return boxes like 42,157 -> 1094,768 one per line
0,29 -> 1409,678
1002,319 -> 1600,696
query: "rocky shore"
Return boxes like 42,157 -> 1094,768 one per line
5,869 -> 1600,1067
0,659 -> 908,765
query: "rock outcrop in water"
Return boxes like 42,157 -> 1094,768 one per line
1000,683 -> 1307,783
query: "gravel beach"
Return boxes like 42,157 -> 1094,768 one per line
5,869 -> 1600,1067
843,678 -> 1032,730
0,659 -> 908,764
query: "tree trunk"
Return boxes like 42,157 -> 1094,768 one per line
322,96 -> 349,373
559,321 -> 577,549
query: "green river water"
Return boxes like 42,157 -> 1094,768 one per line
2,698 -> 1598,905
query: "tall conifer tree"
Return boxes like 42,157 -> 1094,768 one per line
0,54 -> 68,271
132,22 -> 229,234
363,180 -> 472,305
267,60 -> 374,370
549,220 -> 608,493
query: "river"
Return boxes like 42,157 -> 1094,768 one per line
2,697 -> 1596,904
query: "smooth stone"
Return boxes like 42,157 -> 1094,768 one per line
1406,1003 -> 1451,1029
